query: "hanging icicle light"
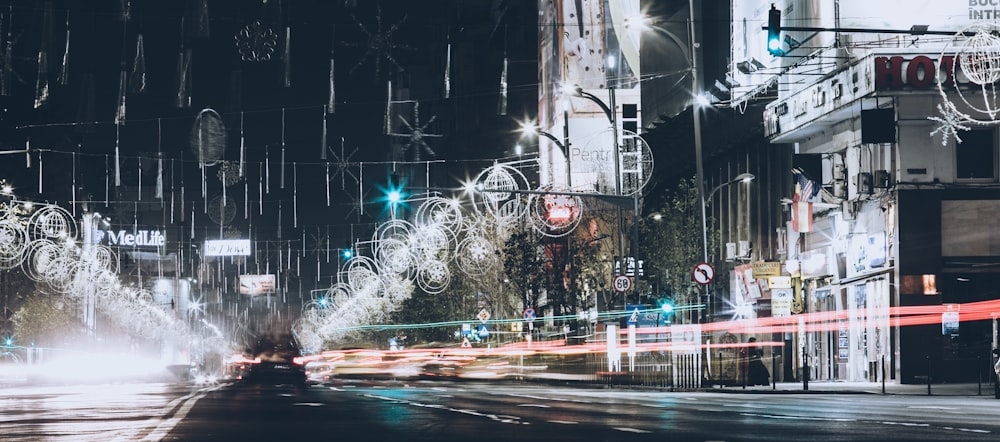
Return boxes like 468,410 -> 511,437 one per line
130,33 -> 146,93
114,67 -> 127,124
384,80 -> 393,133
57,11 -> 69,86
281,26 -> 291,88
33,3 -> 58,105
175,19 -> 192,108
497,54 -> 508,116
443,34 -> 451,99
328,27 -> 336,114
0,6 -> 12,96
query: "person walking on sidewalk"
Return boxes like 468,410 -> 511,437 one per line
743,337 -> 771,386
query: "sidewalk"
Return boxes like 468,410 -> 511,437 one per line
707,380 -> 1000,396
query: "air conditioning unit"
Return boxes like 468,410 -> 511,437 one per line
832,179 -> 846,198
726,242 -> 737,261
738,240 -> 751,258
874,170 -> 891,188
842,200 -> 857,220
856,172 -> 873,195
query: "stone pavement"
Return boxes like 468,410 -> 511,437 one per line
707,380 -> 1000,396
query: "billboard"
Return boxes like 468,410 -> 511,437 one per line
204,239 -> 252,256
239,274 -> 276,296
538,0 -> 641,192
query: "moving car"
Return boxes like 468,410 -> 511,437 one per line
242,334 -> 307,386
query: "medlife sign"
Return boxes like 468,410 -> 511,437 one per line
96,229 -> 166,247
204,239 -> 252,256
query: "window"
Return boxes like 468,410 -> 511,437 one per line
956,129 -> 996,181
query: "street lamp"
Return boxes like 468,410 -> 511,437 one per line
519,119 -> 571,188
706,173 -> 755,204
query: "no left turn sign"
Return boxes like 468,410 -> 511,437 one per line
692,262 -> 715,285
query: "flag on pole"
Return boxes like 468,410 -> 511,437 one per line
795,169 -> 820,202
791,169 -> 819,232
791,186 -> 813,232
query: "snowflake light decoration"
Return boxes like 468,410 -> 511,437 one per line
328,141 -> 359,193
388,102 -> 441,161
344,4 -> 411,79
235,20 -> 277,62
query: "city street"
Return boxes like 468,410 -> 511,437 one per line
2,379 -> 999,441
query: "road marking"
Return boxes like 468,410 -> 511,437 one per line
293,402 -> 325,407
943,427 -> 991,434
880,421 -> 930,427
517,404 -> 551,408
363,393 -> 526,425
741,413 -> 855,422
548,420 -> 578,425
907,406 -> 958,410
140,387 -> 217,441
614,427 -> 652,434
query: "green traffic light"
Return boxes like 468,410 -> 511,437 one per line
767,4 -> 783,56
661,303 -> 674,314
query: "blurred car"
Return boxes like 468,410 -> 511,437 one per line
242,333 -> 308,386
244,358 -> 307,386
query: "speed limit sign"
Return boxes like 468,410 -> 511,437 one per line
613,275 -> 632,292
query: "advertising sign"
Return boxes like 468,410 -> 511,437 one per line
239,274 -> 275,296
771,288 -> 793,317
204,239 -> 252,256
94,229 -> 166,247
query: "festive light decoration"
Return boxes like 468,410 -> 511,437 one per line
344,4 -> 410,80
932,21 -> 1000,145
235,20 -> 277,62
388,102 -> 441,161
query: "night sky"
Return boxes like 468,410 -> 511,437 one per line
0,1 -> 538,289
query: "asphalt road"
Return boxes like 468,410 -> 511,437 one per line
3,379 -> 1000,441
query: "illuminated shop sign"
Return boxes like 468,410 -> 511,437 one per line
95,229 -> 166,247
204,239 -> 252,256
874,55 -> 971,91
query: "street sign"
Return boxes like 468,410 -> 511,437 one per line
523,307 -> 536,322
692,262 -> 715,285
627,307 -> 640,325
477,308 -> 491,323
613,274 -> 632,292
477,324 -> 490,337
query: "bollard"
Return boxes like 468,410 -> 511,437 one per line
927,355 -> 932,396
718,351 -> 723,389
771,351 -> 777,390
881,355 -> 886,395
802,347 -> 809,391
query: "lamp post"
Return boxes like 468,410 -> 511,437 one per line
568,85 -> 641,310
520,117 -> 571,188
701,173 -> 755,324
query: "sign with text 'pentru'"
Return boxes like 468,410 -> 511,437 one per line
204,239 -> 252,256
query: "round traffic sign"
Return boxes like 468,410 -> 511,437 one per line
692,262 -> 715,285
523,307 -> 536,322
613,275 -> 632,292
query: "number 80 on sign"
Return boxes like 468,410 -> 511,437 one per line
613,275 -> 632,292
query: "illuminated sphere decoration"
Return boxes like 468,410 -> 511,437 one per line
933,21 -> 1000,144
0,219 -> 28,269
958,28 -> 1000,86
528,185 -> 583,238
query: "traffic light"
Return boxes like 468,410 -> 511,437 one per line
767,4 -> 782,56
341,248 -> 353,260
658,298 -> 674,315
